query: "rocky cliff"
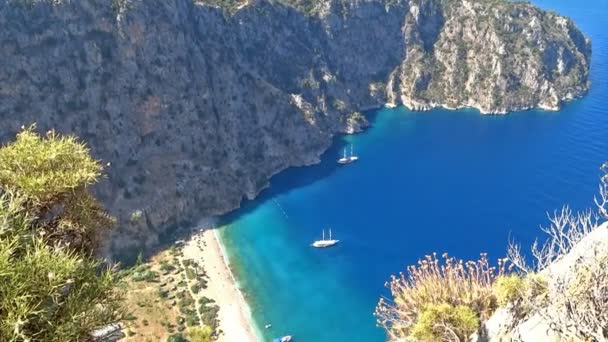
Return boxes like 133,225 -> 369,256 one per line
482,223 -> 607,342
387,0 -> 591,113
0,0 -> 590,258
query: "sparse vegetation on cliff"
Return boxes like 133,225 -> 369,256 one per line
375,253 -> 506,340
377,165 -> 608,341
0,126 -> 124,341
498,167 -> 608,342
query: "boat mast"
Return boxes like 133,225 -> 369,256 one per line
322,229 -> 325,241
350,144 -> 353,157
329,228 -> 332,240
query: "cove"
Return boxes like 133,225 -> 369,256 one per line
217,0 -> 608,340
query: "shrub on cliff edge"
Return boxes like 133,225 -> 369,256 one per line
503,165 -> 608,341
0,126 -> 124,341
411,304 -> 479,342
493,274 -> 525,306
375,253 -> 506,340
0,125 -> 115,252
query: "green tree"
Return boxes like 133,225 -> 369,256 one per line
0,126 -> 124,341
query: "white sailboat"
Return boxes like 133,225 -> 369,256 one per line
349,144 -> 359,162
337,144 -> 358,164
312,228 -> 339,248
337,148 -> 349,164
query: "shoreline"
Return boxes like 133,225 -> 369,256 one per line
212,228 -> 265,341
181,219 -> 259,341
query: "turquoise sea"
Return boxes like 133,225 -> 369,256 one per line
219,0 -> 608,340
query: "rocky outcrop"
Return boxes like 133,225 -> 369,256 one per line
387,0 -> 591,113
482,223 -> 608,342
0,0 -> 590,258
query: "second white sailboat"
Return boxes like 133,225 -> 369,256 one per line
312,228 -> 339,248
337,144 -> 359,164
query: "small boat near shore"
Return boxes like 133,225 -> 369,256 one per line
312,228 -> 339,248
273,335 -> 292,342
337,144 -> 359,164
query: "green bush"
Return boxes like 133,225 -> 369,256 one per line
185,266 -> 196,280
411,304 -> 479,342
524,273 -> 548,300
185,314 -> 200,327
180,295 -> 194,307
186,326 -> 213,342
132,270 -> 158,282
493,274 -> 525,306
167,333 -> 188,342
179,306 -> 196,316
160,260 -> 177,273
200,305 -> 220,330
198,297 -> 215,305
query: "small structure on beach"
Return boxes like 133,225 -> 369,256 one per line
90,323 -> 124,341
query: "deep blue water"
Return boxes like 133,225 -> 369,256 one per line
219,1 -> 608,341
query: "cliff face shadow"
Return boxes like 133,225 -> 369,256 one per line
219,109 -> 380,226
115,134 -> 351,265
116,110 -> 380,266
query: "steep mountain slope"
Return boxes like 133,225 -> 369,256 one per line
0,0 -> 590,257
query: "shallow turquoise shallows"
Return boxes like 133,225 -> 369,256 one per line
219,0 -> 608,340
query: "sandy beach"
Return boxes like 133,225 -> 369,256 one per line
181,221 -> 258,342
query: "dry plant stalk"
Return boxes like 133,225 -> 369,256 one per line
509,164 -> 607,273
594,162 -> 608,219
530,206 -> 597,271
559,249 -> 608,342
508,206 -> 598,272
525,249 -> 608,342
505,164 -> 608,342
375,253 -> 506,340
